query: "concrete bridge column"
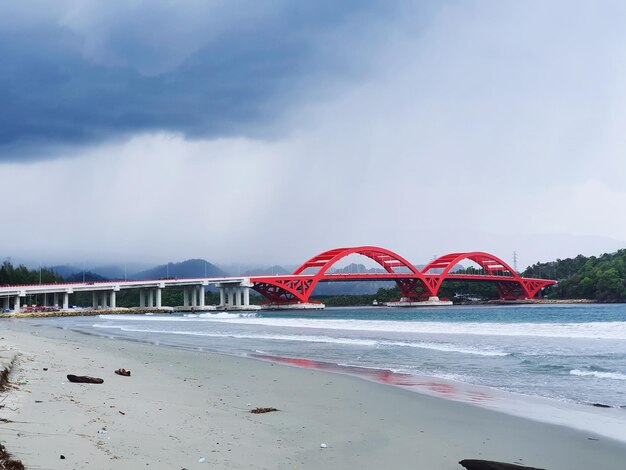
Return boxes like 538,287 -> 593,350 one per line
219,287 -> 225,307
3,297 -> 9,310
101,292 -> 107,309
63,292 -> 69,310
243,287 -> 250,307
234,287 -> 241,307
139,289 -> 146,308
110,290 -> 116,309
92,292 -> 98,309
53,293 -> 59,307
148,289 -> 154,308
227,288 -> 234,306
14,295 -> 21,312
183,288 -> 189,307
192,288 -> 198,307
198,286 -> 205,307
43,293 -> 48,307
155,288 -> 162,308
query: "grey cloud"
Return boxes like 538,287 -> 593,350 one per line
0,0 -> 406,161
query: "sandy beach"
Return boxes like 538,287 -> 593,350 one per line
0,319 -> 625,470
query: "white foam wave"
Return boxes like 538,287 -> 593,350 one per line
386,341 -> 507,356
91,324 -> 506,355
202,317 -> 626,340
99,312 -> 255,321
569,369 -> 626,381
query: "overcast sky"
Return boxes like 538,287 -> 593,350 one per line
2,1 -> 626,270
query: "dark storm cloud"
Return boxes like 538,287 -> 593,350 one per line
0,0 -> 402,161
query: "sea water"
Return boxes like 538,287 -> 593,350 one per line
41,303 -> 626,439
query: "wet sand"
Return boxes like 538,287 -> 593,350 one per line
0,319 -> 625,470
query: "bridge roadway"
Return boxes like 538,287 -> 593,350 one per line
0,277 -> 254,312
0,246 -> 557,312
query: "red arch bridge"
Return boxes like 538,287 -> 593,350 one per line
250,246 -> 556,305
0,246 -> 556,312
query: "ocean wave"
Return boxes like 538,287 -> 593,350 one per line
98,312 -> 256,321
569,369 -> 626,381
201,317 -> 626,340
91,324 -> 506,356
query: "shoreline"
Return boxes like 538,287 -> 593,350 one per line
1,319 -> 626,469
0,298 -> 605,319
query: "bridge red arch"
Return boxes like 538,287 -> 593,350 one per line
252,246 -> 430,303
421,252 -> 551,299
251,246 -> 556,304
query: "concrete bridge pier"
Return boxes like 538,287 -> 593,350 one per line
215,280 -> 254,310
183,288 -> 189,307
53,293 -> 59,307
155,288 -> 161,308
92,292 -> 98,309
139,289 -> 146,308
197,285 -> 205,307
63,292 -> 70,310
3,297 -> 9,311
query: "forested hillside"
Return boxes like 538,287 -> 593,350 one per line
0,261 -> 63,285
524,249 -> 626,301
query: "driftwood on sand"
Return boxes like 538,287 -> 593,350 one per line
66,374 -> 104,384
459,460 -> 546,470
250,407 -> 278,414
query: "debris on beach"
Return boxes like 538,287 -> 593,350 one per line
67,374 -> 104,384
0,442 -> 25,470
320,443 -> 327,449
115,368 -> 131,376
250,407 -> 278,414
459,459 -> 546,470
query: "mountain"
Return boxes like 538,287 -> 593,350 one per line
241,265 -> 290,276
65,271 -> 108,282
51,262 -> 153,280
313,280 -> 396,295
328,263 -> 386,274
133,259 -> 227,280
50,264 -> 82,279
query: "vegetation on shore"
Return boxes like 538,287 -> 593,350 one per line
523,249 -> 626,302
0,261 -> 63,285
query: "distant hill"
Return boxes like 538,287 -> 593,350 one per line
241,265 -> 290,276
328,263 -> 385,274
65,271 -> 108,282
523,249 -> 626,301
51,262 -> 152,280
50,265 -> 81,279
133,259 -> 227,280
